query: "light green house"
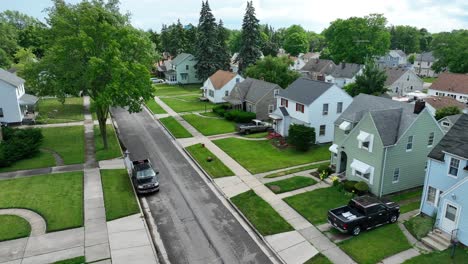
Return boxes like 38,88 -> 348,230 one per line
330,94 -> 444,196
164,53 -> 202,85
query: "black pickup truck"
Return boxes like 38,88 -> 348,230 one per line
131,159 -> 160,194
328,196 -> 400,236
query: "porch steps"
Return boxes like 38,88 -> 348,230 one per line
421,229 -> 451,251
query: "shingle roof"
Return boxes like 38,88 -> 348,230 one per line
390,50 -> 406,58
236,78 -> 281,103
279,78 -> 334,105
300,59 -> 336,74
429,114 -> 468,161
330,63 -> 363,79
424,96 -> 466,111
0,68 -> 25,87
415,52 -> 435,62
429,73 -> 468,95
171,53 -> 194,66
336,94 -> 419,146
209,70 -> 237,90
384,67 -> 408,86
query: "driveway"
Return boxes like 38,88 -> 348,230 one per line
111,107 -> 272,264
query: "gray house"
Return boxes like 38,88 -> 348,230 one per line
164,53 -> 202,84
224,78 -> 281,120
384,67 -> 424,97
300,59 -> 336,81
378,50 -> 407,67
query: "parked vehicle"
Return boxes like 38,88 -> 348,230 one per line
150,78 -> 164,84
328,196 -> 400,236
236,119 -> 272,134
130,159 -> 160,194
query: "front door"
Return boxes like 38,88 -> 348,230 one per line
440,201 -> 459,233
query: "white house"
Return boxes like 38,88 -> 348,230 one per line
412,51 -> 437,77
384,67 -> 424,97
325,62 -> 364,88
202,70 -> 244,104
269,78 -> 353,143
0,69 -> 38,124
378,50 -> 407,67
428,73 -> 468,103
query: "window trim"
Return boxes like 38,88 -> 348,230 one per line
426,186 -> 437,205
296,103 -> 305,113
448,157 -> 460,178
322,103 -> 329,115
319,125 -> 326,136
392,168 -> 400,183
281,98 -> 288,107
427,132 -> 435,147
337,102 -> 343,114
406,135 -> 414,152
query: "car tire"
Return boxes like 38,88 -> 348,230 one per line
390,214 -> 398,223
352,226 -> 361,236
245,130 -> 250,135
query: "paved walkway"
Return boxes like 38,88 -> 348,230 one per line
0,164 -> 84,180
0,209 -> 46,236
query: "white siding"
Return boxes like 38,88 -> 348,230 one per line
0,80 -> 23,123
204,75 -> 244,104
428,89 -> 468,104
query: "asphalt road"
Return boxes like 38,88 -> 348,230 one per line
111,107 -> 272,264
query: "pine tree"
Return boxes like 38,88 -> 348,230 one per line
195,1 -> 221,81
170,19 -> 187,55
237,1 -> 261,73
217,20 -> 231,71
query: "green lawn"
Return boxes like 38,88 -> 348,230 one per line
304,253 -> 333,264
185,144 -> 234,178
403,245 -> 468,264
0,215 -> 31,241
422,77 -> 437,83
160,95 -> 214,113
242,132 -> 268,138
388,188 -> 423,213
182,114 -> 236,136
266,176 -> 317,194
153,84 -> 201,96
284,187 -> 351,225
339,224 -> 411,264
231,190 -> 293,236
42,126 -> 85,165
53,256 -> 86,264
213,138 -> 331,174
264,162 -> 330,178
36,97 -> 84,124
101,169 -> 140,221
0,172 -> 84,232
199,111 -> 220,118
400,202 -> 421,214
159,117 -> 192,138
146,99 -> 167,114
404,215 -> 434,240
89,99 -> 98,120
0,150 -> 56,173
94,125 -> 122,161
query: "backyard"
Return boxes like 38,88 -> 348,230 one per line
0,172 -> 84,232
0,215 -> 31,241
213,138 -> 331,174
185,144 -> 234,178
160,95 -> 214,113
159,116 -> 193,138
94,125 -> 122,161
265,176 -> 317,194
182,114 -> 236,136
36,97 -> 84,124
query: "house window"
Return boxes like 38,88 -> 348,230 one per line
319,125 -> 326,136
296,103 -> 304,113
407,75 -> 410,81
181,73 -> 188,80
0,108 -> 3,118
427,186 -> 436,204
362,141 -> 370,150
225,91 -> 229,97
322,103 -> 328,115
268,104 -> 274,113
281,98 -> 288,107
393,168 -> 400,183
185,65 -> 189,70
355,170 -> 371,181
427,132 -> 434,147
445,204 -> 457,221
395,87 -> 399,93
209,90 -> 214,97
357,131 -> 373,152
449,157 -> 460,177
406,136 -> 413,151
236,77 -> 240,83
337,102 -> 343,114
442,121 -> 450,127
274,89 -> 279,96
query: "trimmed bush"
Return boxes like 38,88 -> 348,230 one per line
0,127 -> 43,167
354,181 -> 369,195
213,105 -> 229,117
318,164 -> 332,176
287,124 -> 315,152
224,110 -> 256,123
343,180 -> 359,193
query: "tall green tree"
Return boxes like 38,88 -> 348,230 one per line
0,22 -> 18,68
419,28 -> 432,52
170,19 -> 188,55
237,1 -> 262,73
283,25 -> 309,56
344,61 -> 387,96
389,25 -> 420,53
306,32 -> 326,52
24,0 -> 155,149
216,20 -> 231,71
227,29 -> 242,54
432,30 -> 468,73
260,24 -> 279,57
245,56 -> 300,88
12,48 -> 36,77
323,14 -> 390,64
185,24 -> 198,54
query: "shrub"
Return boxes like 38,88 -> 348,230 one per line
317,164 -> 332,176
287,124 -> 315,152
224,110 -> 256,123
343,180 -> 359,193
331,175 -> 340,187
213,105 -> 229,117
0,127 -> 43,167
354,181 -> 369,195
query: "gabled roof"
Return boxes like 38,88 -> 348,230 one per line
429,114 -> 468,161
279,78 -> 334,105
209,70 -> 237,90
429,73 -> 468,95
300,59 -> 336,74
336,94 -> 420,146
415,52 -> 435,62
442,114 -> 462,124
171,53 -> 194,66
424,96 -> 466,111
301,52 -> 320,60
329,63 -> 363,79
389,49 -> 406,58
384,67 -> 408,86
233,78 -> 280,103
0,68 -> 25,87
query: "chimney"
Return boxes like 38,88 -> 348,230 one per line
414,100 -> 425,114
341,62 -> 345,69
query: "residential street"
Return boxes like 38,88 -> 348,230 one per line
111,107 -> 272,264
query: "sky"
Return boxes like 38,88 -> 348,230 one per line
1,0 -> 467,33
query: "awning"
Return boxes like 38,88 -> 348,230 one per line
357,131 -> 371,142
350,159 -> 372,174
339,121 -> 351,131
19,94 -> 39,106
329,144 -> 338,154
269,114 -> 282,120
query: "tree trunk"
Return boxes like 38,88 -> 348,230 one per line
96,105 -> 109,150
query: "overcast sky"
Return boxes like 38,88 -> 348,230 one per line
1,0 -> 467,33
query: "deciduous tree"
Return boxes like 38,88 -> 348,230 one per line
245,56 -> 299,88
432,30 -> 468,73
344,61 -> 387,96
283,25 -> 308,56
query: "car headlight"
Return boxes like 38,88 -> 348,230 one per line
137,185 -> 145,189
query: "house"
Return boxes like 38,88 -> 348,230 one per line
300,59 -> 336,81
289,52 -> 321,71
384,67 -> 424,97
0,69 -> 39,124
438,114 -> 461,133
378,50 -> 407,67
325,62 -> 364,88
301,52 -> 320,63
230,53 -> 239,73
289,56 -> 303,71
412,51 -> 437,77
330,94 -> 444,196
420,114 -> 468,246
201,70 -> 244,104
269,78 -> 352,143
423,96 -> 467,117
428,73 -> 468,103
223,78 -> 281,120
164,53 -> 202,85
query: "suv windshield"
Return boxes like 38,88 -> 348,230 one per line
136,168 -> 156,179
